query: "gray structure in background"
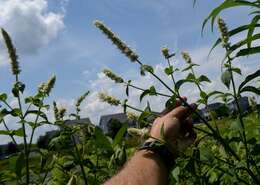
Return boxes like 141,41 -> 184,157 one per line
227,96 -> 250,113
64,118 -> 92,127
99,113 -> 136,136
198,96 -> 250,120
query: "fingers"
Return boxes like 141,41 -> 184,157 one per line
168,103 -> 197,121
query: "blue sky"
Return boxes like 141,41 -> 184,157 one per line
0,0 -> 259,144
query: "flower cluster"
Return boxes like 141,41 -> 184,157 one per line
94,20 -> 138,62
1,28 -> 20,75
127,127 -> 149,140
103,69 -> 124,83
181,51 -> 192,64
126,111 -> 139,121
217,18 -> 230,48
98,92 -> 121,106
161,47 -> 170,59
76,91 -> 90,108
53,101 -> 67,120
38,75 -> 56,96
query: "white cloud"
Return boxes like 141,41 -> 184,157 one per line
0,0 -> 65,55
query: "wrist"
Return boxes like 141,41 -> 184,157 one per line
138,139 -> 177,171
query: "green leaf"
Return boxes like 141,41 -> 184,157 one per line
164,66 -> 174,75
247,15 -> 260,48
126,80 -> 131,97
11,128 -> 24,137
0,93 -> 7,102
94,127 -> 113,152
231,67 -> 242,75
200,91 -> 208,99
238,69 -> 260,92
139,86 -> 157,102
230,33 -> 260,52
113,124 -> 127,147
198,75 -> 211,83
236,46 -> 260,57
0,108 -> 10,118
123,99 -> 128,113
12,82 -> 25,97
0,130 -> 10,135
175,79 -> 194,90
239,86 -> 260,95
140,89 -> 150,102
221,70 -> 232,89
10,108 -> 22,117
15,152 -> 25,179
209,24 -> 260,55
202,0 -> 258,33
186,73 -> 196,80
230,119 -> 242,132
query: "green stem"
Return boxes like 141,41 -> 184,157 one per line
126,104 -> 159,116
28,97 -> 44,152
166,58 -> 180,96
71,135 -> 88,185
15,75 -> 29,185
1,119 -> 18,147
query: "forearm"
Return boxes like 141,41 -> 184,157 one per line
104,150 -> 169,185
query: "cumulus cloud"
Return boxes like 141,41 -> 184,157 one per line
0,0 -> 65,55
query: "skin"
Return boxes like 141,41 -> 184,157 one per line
104,98 -> 197,185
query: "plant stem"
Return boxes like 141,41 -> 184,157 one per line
1,119 -> 18,147
28,97 -> 44,152
166,58 -> 180,96
126,104 -> 159,116
71,135 -> 88,185
15,75 -> 30,185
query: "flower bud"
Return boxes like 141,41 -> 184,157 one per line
161,47 -> 170,59
181,51 -> 192,64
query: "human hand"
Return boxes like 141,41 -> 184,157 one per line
148,98 -> 197,156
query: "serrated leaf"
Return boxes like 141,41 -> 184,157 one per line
221,70 -> 232,89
